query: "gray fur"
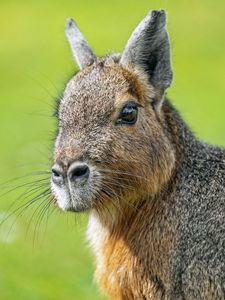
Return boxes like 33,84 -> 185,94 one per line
160,104 -> 225,299
120,10 -> 172,98
51,10 -> 225,299
65,18 -> 96,69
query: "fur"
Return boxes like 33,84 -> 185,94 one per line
51,10 -> 225,299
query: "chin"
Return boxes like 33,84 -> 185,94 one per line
51,180 -> 95,212
64,202 -> 93,213
56,196 -> 94,212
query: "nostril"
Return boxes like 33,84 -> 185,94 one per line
52,168 -> 60,177
52,166 -> 64,185
73,165 -> 89,177
69,163 -> 90,182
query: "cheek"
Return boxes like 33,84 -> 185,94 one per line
109,126 -> 149,161
108,125 -> 175,195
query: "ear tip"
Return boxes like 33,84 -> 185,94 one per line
66,17 -> 77,31
149,9 -> 166,16
149,9 -> 167,25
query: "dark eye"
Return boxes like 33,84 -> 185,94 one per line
115,101 -> 141,125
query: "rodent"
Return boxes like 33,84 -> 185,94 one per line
50,10 -> 225,299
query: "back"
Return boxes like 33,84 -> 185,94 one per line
171,140 -> 225,299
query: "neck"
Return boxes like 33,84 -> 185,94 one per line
162,99 -> 198,161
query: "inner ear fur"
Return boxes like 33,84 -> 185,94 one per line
120,10 -> 173,104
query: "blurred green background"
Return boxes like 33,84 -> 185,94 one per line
0,0 -> 225,299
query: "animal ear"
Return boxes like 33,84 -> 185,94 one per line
65,18 -> 97,70
120,10 -> 172,102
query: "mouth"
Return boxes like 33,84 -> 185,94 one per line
50,163 -> 103,212
51,179 -> 95,212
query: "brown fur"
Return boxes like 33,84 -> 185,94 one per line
53,59 -> 178,298
52,11 -> 225,299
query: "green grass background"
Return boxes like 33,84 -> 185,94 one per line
0,0 -> 225,299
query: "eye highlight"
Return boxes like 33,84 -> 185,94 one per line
115,101 -> 142,125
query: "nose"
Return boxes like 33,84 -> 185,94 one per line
52,164 -> 65,185
68,162 -> 90,183
51,161 -> 90,185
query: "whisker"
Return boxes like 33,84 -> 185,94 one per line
0,188 -> 51,227
100,168 -> 148,182
32,197 -> 52,246
4,183 -> 50,219
0,171 -> 51,186
0,177 -> 50,198
2,192 -> 50,244
103,178 -> 135,191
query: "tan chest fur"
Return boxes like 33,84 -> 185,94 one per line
87,212 -> 167,300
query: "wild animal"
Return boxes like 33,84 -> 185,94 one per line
51,10 -> 225,299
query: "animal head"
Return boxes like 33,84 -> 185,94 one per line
51,10 -> 175,214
